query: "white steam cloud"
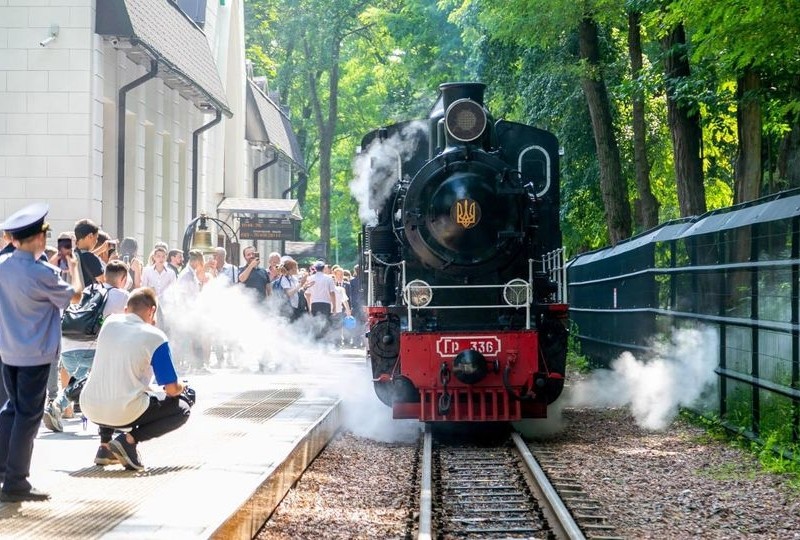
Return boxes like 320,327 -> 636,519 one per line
566,327 -> 719,430
159,278 -> 415,442
350,121 -> 427,226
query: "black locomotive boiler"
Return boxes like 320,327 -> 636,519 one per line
357,82 -> 568,422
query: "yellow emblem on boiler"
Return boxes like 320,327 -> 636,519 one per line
452,198 -> 481,229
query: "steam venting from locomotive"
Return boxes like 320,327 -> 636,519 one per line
568,327 -> 719,430
351,122 -> 426,226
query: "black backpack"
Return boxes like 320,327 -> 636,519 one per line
62,284 -> 109,340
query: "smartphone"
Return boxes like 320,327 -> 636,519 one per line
57,239 -> 72,250
123,255 -> 130,264
252,252 -> 260,260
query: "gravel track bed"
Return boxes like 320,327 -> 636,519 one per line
256,432 -> 417,539
536,408 -> 800,539
256,411 -> 799,539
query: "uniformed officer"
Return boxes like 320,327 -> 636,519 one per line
0,227 -> 53,412
0,203 -> 82,502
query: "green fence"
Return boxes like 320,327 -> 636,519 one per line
568,189 -> 800,446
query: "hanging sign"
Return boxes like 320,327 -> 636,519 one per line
238,217 -> 297,241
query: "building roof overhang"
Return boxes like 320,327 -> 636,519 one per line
96,0 -> 232,117
217,197 -> 302,221
245,81 -> 304,170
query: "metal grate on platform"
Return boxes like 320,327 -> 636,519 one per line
203,389 -> 303,422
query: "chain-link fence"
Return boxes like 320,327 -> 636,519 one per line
568,189 -> 800,447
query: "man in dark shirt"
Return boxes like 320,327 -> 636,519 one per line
238,246 -> 269,301
43,219 -> 106,426
73,219 -> 105,286
167,249 -> 183,278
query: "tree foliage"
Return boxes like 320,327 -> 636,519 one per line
244,0 -> 800,260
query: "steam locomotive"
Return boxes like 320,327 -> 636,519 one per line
357,82 -> 568,422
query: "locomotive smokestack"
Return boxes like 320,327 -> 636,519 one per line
439,82 -> 486,109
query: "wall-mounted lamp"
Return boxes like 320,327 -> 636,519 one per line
39,24 -> 59,47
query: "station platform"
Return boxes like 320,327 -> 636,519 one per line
0,349 -> 365,539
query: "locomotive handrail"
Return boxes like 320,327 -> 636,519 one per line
543,248 -> 567,304
404,260 -> 534,331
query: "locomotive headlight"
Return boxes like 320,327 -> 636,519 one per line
445,99 -> 487,143
503,278 -> 531,306
405,279 -> 433,307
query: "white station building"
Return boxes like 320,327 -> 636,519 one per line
0,0 -> 305,260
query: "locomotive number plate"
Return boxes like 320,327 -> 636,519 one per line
436,335 -> 501,357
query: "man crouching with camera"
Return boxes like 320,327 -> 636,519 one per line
79,287 -> 194,471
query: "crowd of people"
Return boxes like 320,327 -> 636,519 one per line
0,202 -> 365,501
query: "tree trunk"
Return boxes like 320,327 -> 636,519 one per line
778,122 -> 800,189
294,109 -> 310,209
734,68 -> 762,203
777,76 -> 800,189
578,17 -> 632,245
662,24 -> 706,217
305,35 -> 342,251
627,11 -> 659,230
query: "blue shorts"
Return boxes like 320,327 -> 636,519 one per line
59,349 -> 95,379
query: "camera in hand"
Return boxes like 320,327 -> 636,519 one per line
180,384 -> 196,407
252,252 -> 260,260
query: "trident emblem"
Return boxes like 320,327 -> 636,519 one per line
452,198 -> 480,229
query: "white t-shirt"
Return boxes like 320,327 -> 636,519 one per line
79,313 -> 177,426
333,284 -> 349,314
306,272 -> 336,305
141,265 -> 176,297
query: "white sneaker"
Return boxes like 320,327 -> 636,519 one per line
42,401 -> 63,432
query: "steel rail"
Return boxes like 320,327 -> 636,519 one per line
418,424 -> 433,540
511,432 -> 586,540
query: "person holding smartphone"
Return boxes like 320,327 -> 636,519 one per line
49,232 -> 74,282
237,246 -> 269,301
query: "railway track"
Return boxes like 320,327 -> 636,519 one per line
418,425 -> 622,539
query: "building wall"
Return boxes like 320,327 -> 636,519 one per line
0,0 -> 295,260
0,0 -> 232,258
0,0 -> 96,236
94,36 -> 207,258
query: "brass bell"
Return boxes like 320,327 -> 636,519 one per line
190,214 -> 216,254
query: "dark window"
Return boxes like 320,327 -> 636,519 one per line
175,0 -> 207,28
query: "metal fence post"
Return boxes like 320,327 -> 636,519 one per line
750,223 -> 760,436
792,217 -> 799,443
718,230 -> 728,420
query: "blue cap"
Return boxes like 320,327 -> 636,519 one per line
1,202 -> 50,240
314,261 -> 325,271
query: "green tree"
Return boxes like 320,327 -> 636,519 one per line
668,0 -> 800,201
451,0 -> 633,245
